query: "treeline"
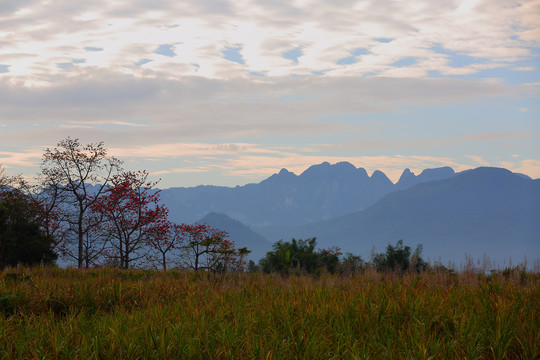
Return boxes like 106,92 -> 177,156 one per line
1,138 -> 249,271
251,238 -> 428,275
1,137 -> 431,274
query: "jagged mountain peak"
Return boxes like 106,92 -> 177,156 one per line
297,162 -> 369,183
278,168 -> 291,175
396,166 -> 457,189
397,168 -> 415,185
261,167 -> 297,186
400,168 -> 414,177
371,170 -> 391,181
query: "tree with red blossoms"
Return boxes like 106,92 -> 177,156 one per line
146,221 -> 184,271
179,223 -> 242,272
92,170 -> 168,269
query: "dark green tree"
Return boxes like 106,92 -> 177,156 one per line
371,239 -> 427,273
247,259 -> 259,273
0,190 -> 57,269
319,246 -> 342,274
259,238 -> 320,275
339,252 -> 364,274
411,244 -> 428,273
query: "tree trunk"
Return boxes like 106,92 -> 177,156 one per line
162,253 -> 167,271
78,224 -> 83,269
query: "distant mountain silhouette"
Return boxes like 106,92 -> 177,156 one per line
197,212 -> 272,260
255,167 -> 540,267
161,162 -> 456,227
395,166 -> 455,190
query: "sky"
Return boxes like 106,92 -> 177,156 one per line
0,0 -> 539,188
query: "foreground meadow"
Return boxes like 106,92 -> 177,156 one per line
1,267 -> 539,359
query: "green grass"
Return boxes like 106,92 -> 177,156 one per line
1,266 -> 539,359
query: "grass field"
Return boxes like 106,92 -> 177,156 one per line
1,266 -> 539,359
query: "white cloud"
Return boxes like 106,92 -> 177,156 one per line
1,0 -> 539,187
0,0 -> 538,84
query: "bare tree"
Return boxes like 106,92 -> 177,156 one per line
38,138 -> 122,268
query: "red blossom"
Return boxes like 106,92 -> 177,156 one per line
91,171 -> 169,269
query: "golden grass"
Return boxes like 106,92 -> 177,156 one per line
1,266 -> 539,359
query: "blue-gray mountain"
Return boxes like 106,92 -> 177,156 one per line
161,161 -> 456,227
254,167 -> 540,267
160,163 -> 539,267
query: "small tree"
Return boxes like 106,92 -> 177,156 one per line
217,246 -> 251,273
39,138 -> 122,268
247,259 -> 259,273
319,246 -> 342,274
148,221 -> 184,271
259,240 -> 297,275
411,244 -> 428,273
339,252 -> 364,274
371,240 -> 427,273
180,223 -> 239,272
259,238 -> 320,275
92,171 -> 168,269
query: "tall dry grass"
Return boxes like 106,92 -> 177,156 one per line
1,266 -> 538,359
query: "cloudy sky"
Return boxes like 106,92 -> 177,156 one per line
1,0 -> 539,187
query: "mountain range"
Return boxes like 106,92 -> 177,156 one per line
160,163 -> 540,267
161,162 -> 457,226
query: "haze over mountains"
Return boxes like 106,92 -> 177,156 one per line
160,163 -> 540,267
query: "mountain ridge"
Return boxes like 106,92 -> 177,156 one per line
161,162 -> 458,227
